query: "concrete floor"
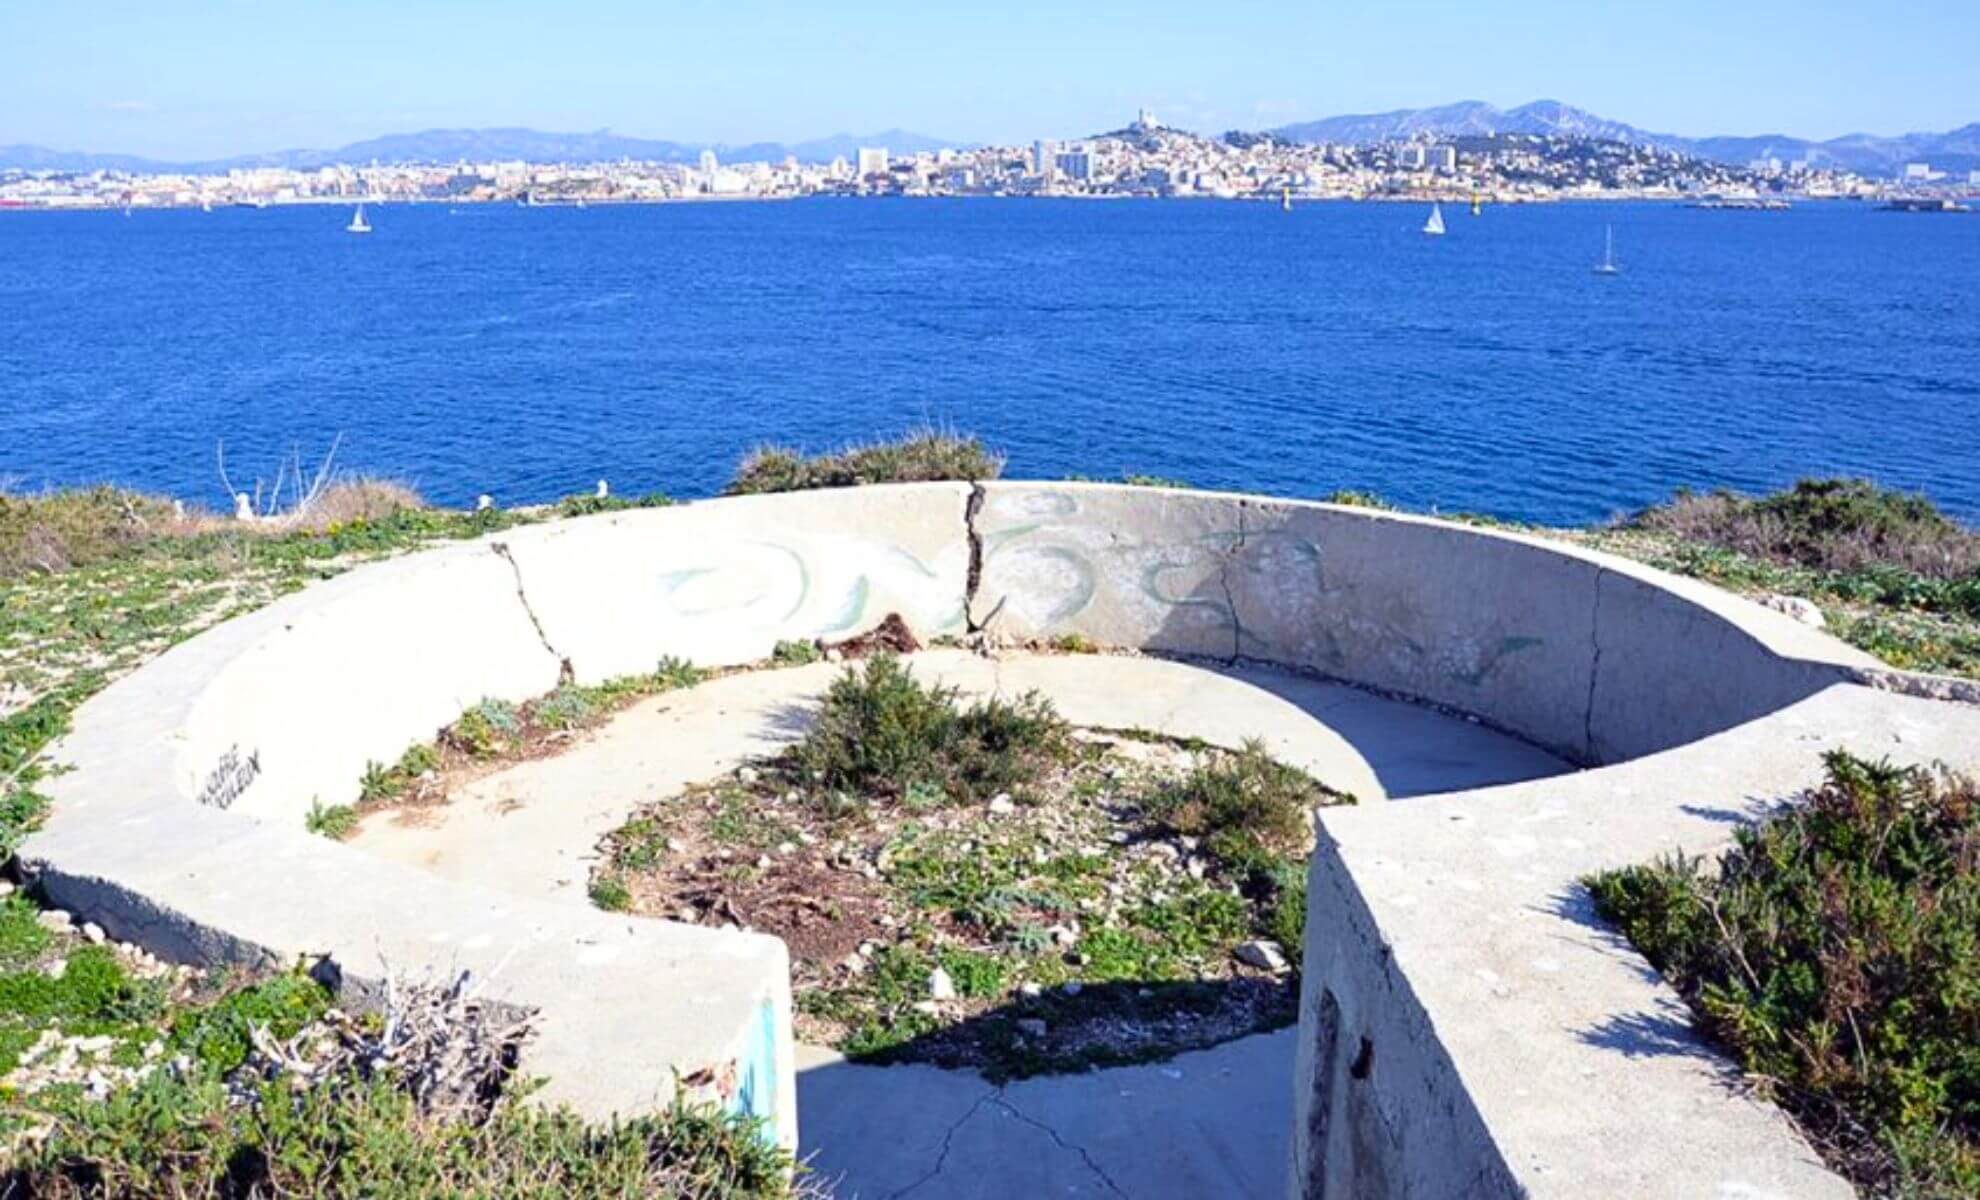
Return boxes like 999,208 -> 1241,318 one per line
797,1030 -> 1296,1199
349,650 -> 1570,903
345,650 -> 1570,1198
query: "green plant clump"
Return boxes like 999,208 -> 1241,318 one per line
725,431 -> 1003,495
1143,739 -> 1348,874
1585,751 -> 1979,1197
771,639 -> 823,666
786,655 -> 1069,813
4,1070 -> 807,1199
304,800 -> 359,840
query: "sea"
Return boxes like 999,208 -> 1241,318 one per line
2,198 -> 1976,525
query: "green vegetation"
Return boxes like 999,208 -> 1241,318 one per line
1063,473 -> 1190,489
588,875 -> 634,913
304,800 -> 359,840
770,639 -> 823,666
1586,752 -> 1978,1198
1046,632 -> 1098,654
785,655 -> 1071,812
551,489 -> 675,519
1144,738 -> 1344,873
6,1073 -> 804,1199
725,431 -> 1003,495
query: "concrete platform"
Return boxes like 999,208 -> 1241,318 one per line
797,1030 -> 1295,1200
348,650 -> 1570,904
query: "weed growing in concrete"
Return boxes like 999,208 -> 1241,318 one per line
725,431 -> 1003,495
304,801 -> 359,840
771,639 -> 822,666
550,490 -> 674,519
532,685 -> 599,732
1586,752 -> 1979,1197
1047,633 -> 1097,654
786,655 -> 1070,812
588,876 -> 634,913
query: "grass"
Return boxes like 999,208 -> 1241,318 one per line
304,801 -> 359,840
725,431 -> 1003,495
1585,751 -> 1978,1198
1143,738 -> 1348,873
784,655 -> 1071,813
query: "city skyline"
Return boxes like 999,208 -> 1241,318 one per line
4,1 -> 1977,160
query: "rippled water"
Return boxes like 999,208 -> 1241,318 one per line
2,199 -> 1975,523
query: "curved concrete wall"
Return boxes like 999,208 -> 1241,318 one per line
27,482 -> 1964,1195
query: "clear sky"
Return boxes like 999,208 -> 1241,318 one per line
4,0 -> 1975,159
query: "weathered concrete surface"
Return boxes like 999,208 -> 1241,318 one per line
502,485 -> 973,682
798,1030 -> 1294,1199
1291,682 -> 1980,1199
349,652 -> 1569,903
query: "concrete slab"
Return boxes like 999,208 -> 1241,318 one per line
348,651 -> 1572,902
797,1030 -> 1295,1200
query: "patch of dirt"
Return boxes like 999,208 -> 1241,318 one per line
825,612 -> 921,658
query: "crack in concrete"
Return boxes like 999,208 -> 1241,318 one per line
1582,567 -> 1605,765
1215,500 -> 1249,664
988,1094 -> 1132,1198
491,541 -> 573,684
887,1090 -> 997,1199
963,482 -> 989,633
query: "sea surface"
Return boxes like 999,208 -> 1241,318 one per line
2,198 -> 1976,524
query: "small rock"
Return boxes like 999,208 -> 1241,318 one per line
1048,924 -> 1078,947
928,967 -> 957,1001
775,841 -> 797,856
36,910 -> 73,934
81,923 -> 106,945
1234,940 -> 1289,972
910,1000 -> 940,1016
665,838 -> 685,853
0,881 -> 15,898
754,855 -> 772,869
1759,593 -> 1826,629
676,907 -> 698,923
858,941 -> 877,958
737,766 -> 761,785
44,958 -> 67,980
1186,858 -> 1208,880
841,953 -> 867,976
1017,982 -> 1043,998
987,794 -> 1015,815
1016,1018 -> 1048,1038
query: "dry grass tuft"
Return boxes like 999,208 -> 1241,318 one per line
274,476 -> 426,532
725,430 -> 1004,495
0,486 -> 210,577
1631,478 -> 1980,581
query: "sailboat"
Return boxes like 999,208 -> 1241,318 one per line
1470,192 -> 1483,217
1423,203 -> 1446,236
1594,225 -> 1620,275
346,204 -> 372,235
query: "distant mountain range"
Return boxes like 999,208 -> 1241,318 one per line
5,103 -> 1976,177
1268,100 -> 1980,177
0,127 -> 959,174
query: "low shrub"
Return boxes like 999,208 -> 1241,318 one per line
1585,752 -> 1979,1197
588,875 -> 634,913
1143,739 -> 1345,874
786,655 -> 1069,811
771,639 -> 822,666
725,431 -> 1003,495
305,801 -> 359,840
1633,478 -> 1980,588
5,1068 -> 808,1199
0,486 -> 192,578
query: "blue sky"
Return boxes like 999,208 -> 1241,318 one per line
4,0 -> 1975,158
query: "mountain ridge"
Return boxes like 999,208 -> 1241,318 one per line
1267,100 -> 1978,177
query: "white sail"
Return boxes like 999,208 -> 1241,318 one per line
1595,225 -> 1619,274
1424,203 -> 1446,236
347,204 -> 371,234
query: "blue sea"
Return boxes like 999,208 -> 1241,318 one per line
2,198 -> 1976,524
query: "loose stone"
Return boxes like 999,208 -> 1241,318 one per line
1234,940 -> 1289,972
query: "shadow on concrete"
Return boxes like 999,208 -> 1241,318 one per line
1575,998 -> 1731,1068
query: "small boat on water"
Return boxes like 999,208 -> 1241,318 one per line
346,204 -> 371,234
1281,187 -> 1292,213
1470,193 -> 1483,217
1423,203 -> 1446,236
1594,225 -> 1620,276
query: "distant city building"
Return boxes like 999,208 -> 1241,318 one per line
856,147 -> 889,179
1055,147 -> 1093,181
1397,144 -> 1428,170
1135,108 -> 1161,132
1970,169 -> 1980,186
698,149 -> 719,175
1428,145 -> 1457,173
1034,139 -> 1058,180
1903,162 -> 1932,180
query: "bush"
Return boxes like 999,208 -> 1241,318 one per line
445,697 -> 523,757
786,655 -> 1069,811
1585,752 -> 1979,1197
1633,479 -> 1980,585
305,801 -> 359,840
1143,740 -> 1345,874
5,1069 -> 808,1199
589,875 -> 634,913
725,432 -> 1003,495
0,486 -> 191,578
771,639 -> 822,666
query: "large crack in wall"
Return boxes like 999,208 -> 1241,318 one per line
490,540 -> 573,684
